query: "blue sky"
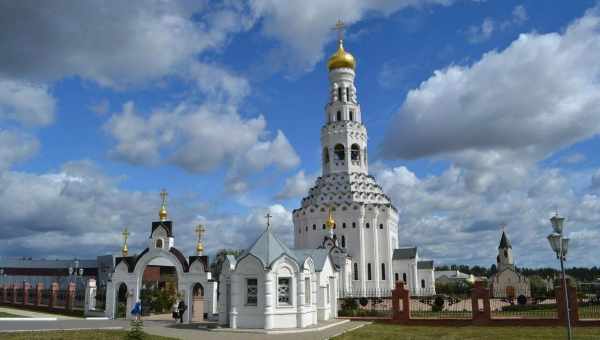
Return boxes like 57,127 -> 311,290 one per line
1,0 -> 600,268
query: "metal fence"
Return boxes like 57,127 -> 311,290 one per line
40,289 -> 50,306
74,289 -> 85,309
27,287 -> 35,304
338,288 -> 393,317
409,289 -> 471,319
577,284 -> 600,320
490,288 -> 557,319
95,287 -> 106,311
15,288 -> 23,304
55,289 -> 67,308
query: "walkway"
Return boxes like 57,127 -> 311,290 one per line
0,306 -> 80,320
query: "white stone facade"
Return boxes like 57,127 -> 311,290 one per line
392,247 -> 435,295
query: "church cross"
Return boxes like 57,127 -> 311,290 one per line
122,228 -> 129,243
265,213 -> 272,229
500,223 -> 506,232
332,19 -> 346,41
160,189 -> 168,206
195,224 -> 206,241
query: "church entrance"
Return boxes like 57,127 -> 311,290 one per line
192,282 -> 205,321
116,283 -> 128,319
140,259 -> 179,318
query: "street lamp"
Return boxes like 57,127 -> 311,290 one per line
547,213 -> 571,340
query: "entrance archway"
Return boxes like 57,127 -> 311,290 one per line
116,283 -> 128,319
140,257 -> 179,318
192,283 -> 205,321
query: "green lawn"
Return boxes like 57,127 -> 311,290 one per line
0,311 -> 24,317
335,323 -> 600,340
0,330 -> 177,340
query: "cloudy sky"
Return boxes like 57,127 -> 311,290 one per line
1,0 -> 599,268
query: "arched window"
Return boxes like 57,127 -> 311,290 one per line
346,87 -> 350,102
364,148 -> 367,164
403,273 -> 407,282
323,147 -> 329,164
334,144 -> 345,161
342,222 -> 346,229
338,87 -> 342,102
421,279 -> 425,289
305,226 -> 308,232
155,239 -> 163,249
381,263 -> 386,280
353,263 -> 358,280
322,224 -> 326,230
395,273 -> 399,282
352,222 -> 356,228
379,224 -> 384,229
350,144 -> 360,161
313,224 -> 316,230
504,250 -> 508,257
349,111 -> 354,121
366,223 -> 370,229
336,111 -> 342,121
496,255 -> 500,263
367,263 -> 372,280
341,235 -> 346,248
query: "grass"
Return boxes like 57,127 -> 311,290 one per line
0,330 -> 178,340
334,323 -> 600,340
0,311 -> 24,317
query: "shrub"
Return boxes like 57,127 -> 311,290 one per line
359,297 -> 368,307
127,320 -> 144,340
517,295 -> 527,305
341,297 -> 358,311
432,295 -> 445,312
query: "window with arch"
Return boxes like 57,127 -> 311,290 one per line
421,279 -> 425,289
367,263 -> 372,280
338,87 -> 342,102
403,273 -> 407,282
323,147 -> 329,164
322,224 -> 326,230
346,87 -> 350,102
350,144 -> 361,161
353,263 -> 358,280
379,223 -> 384,229
334,144 -> 345,161
366,223 -> 370,229
349,111 -> 354,121
381,263 -> 386,280
155,239 -> 163,249
352,222 -> 356,228
341,235 -> 346,248
395,273 -> 399,282
313,224 -> 316,230
504,250 -> 508,257
336,111 -> 342,121
342,222 -> 346,229
364,148 -> 367,164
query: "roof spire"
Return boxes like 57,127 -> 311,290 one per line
121,227 -> 129,257
159,189 -> 168,221
195,224 -> 205,255
265,213 -> 272,231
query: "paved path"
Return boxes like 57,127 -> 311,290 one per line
0,318 -> 369,339
0,306 -> 79,320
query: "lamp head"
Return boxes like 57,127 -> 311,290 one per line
561,238 -> 569,258
550,214 -> 565,234
547,233 -> 562,256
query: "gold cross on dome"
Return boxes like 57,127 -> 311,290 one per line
265,213 -> 272,229
122,227 -> 129,242
332,19 -> 346,41
195,224 -> 206,240
500,223 -> 506,232
160,189 -> 168,206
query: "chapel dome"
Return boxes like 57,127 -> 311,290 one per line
327,40 -> 356,71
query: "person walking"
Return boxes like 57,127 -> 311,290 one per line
172,300 -> 179,322
177,299 -> 187,323
131,300 -> 142,321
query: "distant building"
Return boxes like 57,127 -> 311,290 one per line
392,247 -> 435,295
0,257 -> 99,289
435,270 -> 476,285
490,230 -> 531,298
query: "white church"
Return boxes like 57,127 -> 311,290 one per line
105,22 -> 436,330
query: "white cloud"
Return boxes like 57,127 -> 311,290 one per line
0,130 -> 39,170
105,101 -> 299,189
249,0 -> 454,72
276,170 -> 317,200
0,79 -> 55,126
0,1 -> 253,89
466,5 -> 528,43
384,7 -> 600,167
374,164 -> 600,267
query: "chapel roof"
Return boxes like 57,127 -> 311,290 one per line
293,248 -> 330,271
239,227 -> 298,269
499,231 -> 512,249
417,260 -> 434,269
393,247 -> 417,260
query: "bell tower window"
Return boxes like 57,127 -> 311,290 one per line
338,87 -> 342,102
336,111 -> 342,121
334,144 -> 345,161
349,111 -> 353,121
351,144 -> 360,161
323,147 -> 329,164
346,87 -> 350,102
341,235 -> 346,248
155,239 -> 163,249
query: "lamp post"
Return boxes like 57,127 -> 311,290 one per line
547,213 -> 571,340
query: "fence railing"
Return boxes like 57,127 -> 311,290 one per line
410,290 -> 471,319
577,284 -> 600,320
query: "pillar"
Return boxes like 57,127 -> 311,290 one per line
84,278 -> 96,314
296,272 -> 305,328
50,282 -> 59,309
66,282 -> 76,311
12,284 -> 18,304
35,283 -> 43,306
471,281 -> 490,324
392,281 -> 410,322
1,285 -> 7,304
230,273 -> 240,329
23,282 -> 31,305
264,271 -> 274,329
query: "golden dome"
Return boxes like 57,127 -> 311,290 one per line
327,40 -> 356,71
325,207 -> 336,230
159,207 -> 167,221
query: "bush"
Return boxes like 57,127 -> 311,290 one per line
127,320 -> 144,340
517,295 -> 527,305
359,297 -> 368,307
341,297 -> 358,311
432,295 -> 445,312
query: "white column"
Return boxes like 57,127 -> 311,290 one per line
230,274 -> 240,329
296,271 -> 305,328
264,271 -> 275,329
84,278 -> 96,316
105,281 -> 115,319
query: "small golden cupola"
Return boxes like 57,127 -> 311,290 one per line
327,20 -> 356,71
325,206 -> 336,230
159,189 -> 168,221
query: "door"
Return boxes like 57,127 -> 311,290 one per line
192,283 -> 204,322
